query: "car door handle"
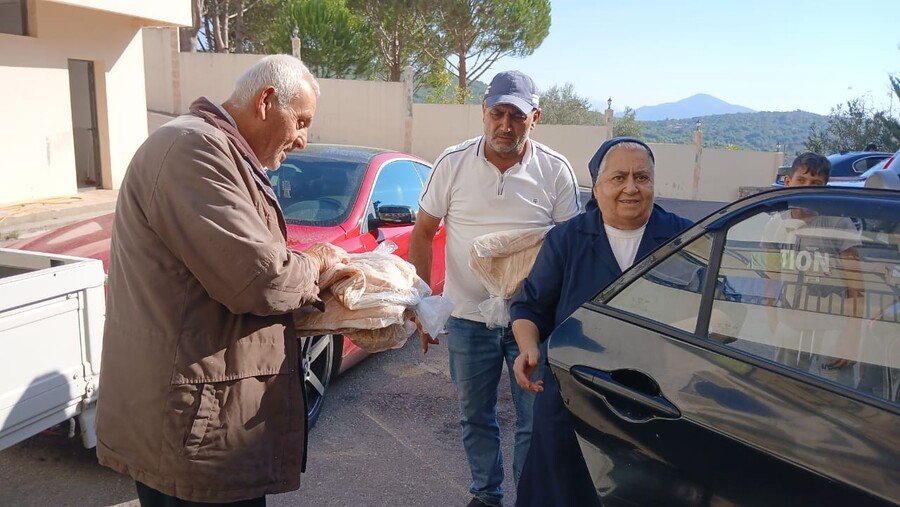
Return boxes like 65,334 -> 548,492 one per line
571,366 -> 681,421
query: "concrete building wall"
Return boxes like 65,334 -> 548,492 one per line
700,148 -> 782,201
648,143 -> 698,199
49,0 -> 191,25
171,51 -> 410,151
103,29 -> 150,189
0,42 -> 76,204
0,1 -> 187,206
309,78 -> 407,151
411,104 -> 483,163
177,52 -> 263,113
142,33 -> 782,203
143,27 -> 175,113
531,124 -> 609,186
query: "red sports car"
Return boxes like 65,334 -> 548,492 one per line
8,144 -> 446,425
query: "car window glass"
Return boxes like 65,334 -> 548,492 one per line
865,158 -> 882,170
853,157 -> 883,173
607,233 -> 713,333
413,161 -> 431,184
270,156 -> 367,226
710,205 -> 900,403
370,160 -> 423,216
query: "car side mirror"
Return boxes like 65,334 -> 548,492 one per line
369,205 -> 416,229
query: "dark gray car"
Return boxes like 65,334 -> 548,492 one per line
550,187 -> 900,506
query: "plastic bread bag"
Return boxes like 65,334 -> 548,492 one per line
344,316 -> 417,353
374,239 -> 398,255
468,226 -> 553,327
478,296 -> 510,330
472,225 -> 553,259
469,226 -> 553,300
414,295 -> 455,338
293,291 -> 407,333
318,240 -> 430,311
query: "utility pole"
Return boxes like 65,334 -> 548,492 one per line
291,26 -> 301,59
692,119 -> 703,200
604,97 -> 614,139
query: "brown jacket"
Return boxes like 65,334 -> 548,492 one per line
96,99 -> 321,502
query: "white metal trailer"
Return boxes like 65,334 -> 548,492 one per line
0,248 -> 105,451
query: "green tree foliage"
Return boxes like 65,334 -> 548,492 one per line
539,83 -> 602,125
413,79 -> 487,104
643,111 -> 827,155
436,0 -> 551,103
234,0 -> 282,53
264,0 -> 378,79
874,75 -> 900,146
417,66 -> 456,103
180,0 -> 275,53
612,107 -> 643,138
347,0 -> 446,83
805,97 -> 899,154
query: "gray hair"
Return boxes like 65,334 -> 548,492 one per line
231,54 -> 320,108
595,141 -> 655,183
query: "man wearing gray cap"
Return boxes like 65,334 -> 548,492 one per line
410,70 -> 580,507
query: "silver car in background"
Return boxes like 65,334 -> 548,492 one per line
829,149 -> 900,188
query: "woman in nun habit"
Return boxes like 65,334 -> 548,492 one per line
510,137 -> 694,506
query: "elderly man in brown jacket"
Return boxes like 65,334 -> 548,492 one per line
95,55 -> 347,506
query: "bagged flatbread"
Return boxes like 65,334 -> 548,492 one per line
468,226 -> 553,328
344,318 -> 417,353
294,290 -> 407,335
319,252 -> 430,310
295,244 -> 438,352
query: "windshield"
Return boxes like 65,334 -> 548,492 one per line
268,153 -> 368,226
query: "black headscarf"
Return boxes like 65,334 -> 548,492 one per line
585,137 -> 655,211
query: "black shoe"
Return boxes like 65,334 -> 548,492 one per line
466,498 -> 497,507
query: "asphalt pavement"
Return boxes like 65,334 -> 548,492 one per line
0,334 -> 511,507
0,198 -> 724,507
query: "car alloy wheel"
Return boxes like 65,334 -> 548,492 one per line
301,334 -> 340,427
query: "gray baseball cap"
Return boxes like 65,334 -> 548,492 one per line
484,70 -> 540,114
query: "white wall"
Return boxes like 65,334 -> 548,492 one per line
648,143 -> 698,199
699,148 -> 782,201
412,104 -> 483,163
177,52 -> 264,113
143,27 -> 175,113
531,124 -> 609,186
0,1 -> 160,205
103,28 -> 150,189
173,51 -> 410,151
310,78 -> 407,151
141,33 -> 784,204
48,0 -> 191,26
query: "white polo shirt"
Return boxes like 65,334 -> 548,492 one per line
419,136 -> 580,322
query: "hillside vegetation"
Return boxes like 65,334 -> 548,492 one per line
641,110 -> 827,155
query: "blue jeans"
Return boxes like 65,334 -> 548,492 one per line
446,316 -> 545,506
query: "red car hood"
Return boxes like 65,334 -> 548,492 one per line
285,224 -> 349,252
8,213 -> 115,269
6,213 -> 353,271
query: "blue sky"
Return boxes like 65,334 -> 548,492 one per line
488,0 -> 900,115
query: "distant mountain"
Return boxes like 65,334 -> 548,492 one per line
641,110 -> 827,155
635,93 -> 755,121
